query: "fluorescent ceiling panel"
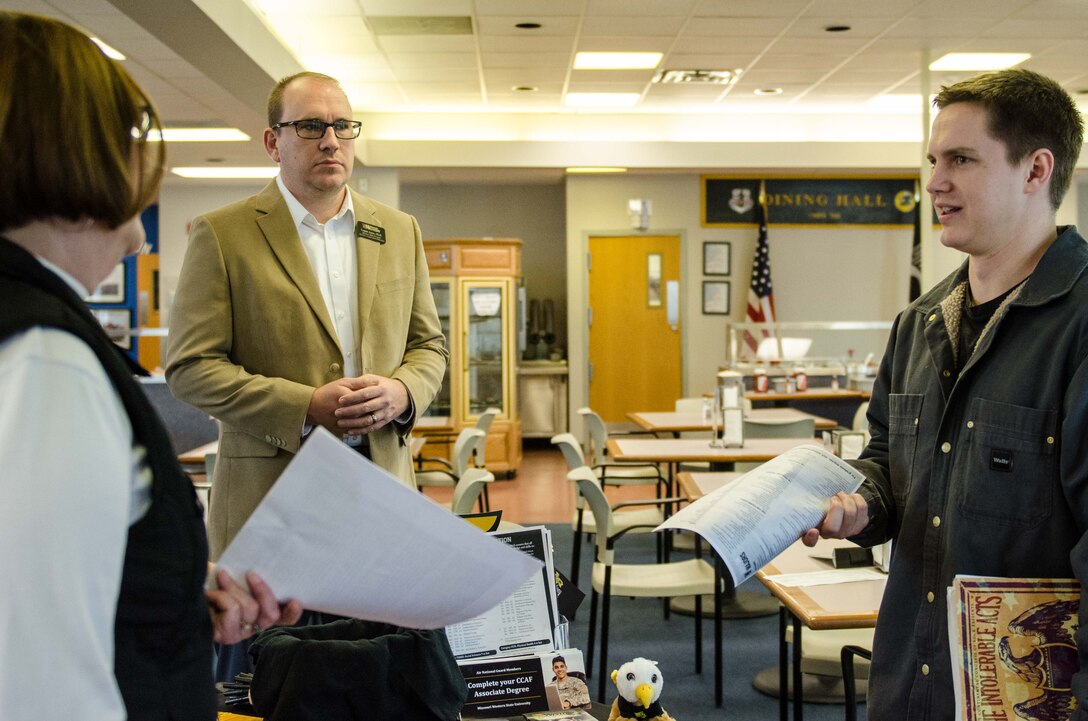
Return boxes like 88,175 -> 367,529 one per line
573,52 -> 662,70
929,53 -> 1030,70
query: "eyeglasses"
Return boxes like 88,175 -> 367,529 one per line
271,118 -> 362,140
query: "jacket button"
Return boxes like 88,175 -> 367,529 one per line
330,363 -> 341,373
927,591 -> 934,603
942,369 -> 951,378
966,420 -> 974,429
1047,436 -> 1055,445
921,664 -> 930,676
932,515 -> 941,527
928,313 -> 936,322
941,442 -> 951,453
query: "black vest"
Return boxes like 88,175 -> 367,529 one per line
0,237 -> 215,720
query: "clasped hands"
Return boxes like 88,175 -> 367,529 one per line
307,374 -> 409,436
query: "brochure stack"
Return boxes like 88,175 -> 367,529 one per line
447,526 -> 592,718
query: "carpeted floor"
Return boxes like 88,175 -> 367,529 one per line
545,523 -> 863,721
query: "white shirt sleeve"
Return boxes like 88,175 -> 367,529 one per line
0,328 -> 139,721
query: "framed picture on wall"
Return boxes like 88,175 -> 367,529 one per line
702,241 -> 731,276
702,281 -> 731,315
88,262 -> 126,303
92,308 -> 132,350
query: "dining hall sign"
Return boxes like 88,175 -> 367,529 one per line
703,176 -> 918,228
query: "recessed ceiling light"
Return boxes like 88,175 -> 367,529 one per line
754,88 -> 783,96
573,52 -> 663,70
512,85 -> 539,92
148,128 -> 251,142
515,22 -> 542,29
565,167 -> 627,174
91,37 -> 125,60
564,92 -> 641,107
929,53 -> 1030,71
824,25 -> 851,32
171,167 -> 279,179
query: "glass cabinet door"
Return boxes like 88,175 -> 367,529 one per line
463,280 -> 510,418
425,280 -> 452,417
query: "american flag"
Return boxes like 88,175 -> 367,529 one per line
744,196 -> 775,354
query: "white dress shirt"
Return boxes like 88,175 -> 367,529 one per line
0,257 -> 149,721
276,174 -> 360,376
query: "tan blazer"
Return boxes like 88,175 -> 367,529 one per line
165,181 -> 448,557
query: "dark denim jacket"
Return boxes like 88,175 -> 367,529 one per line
849,226 -> 1088,721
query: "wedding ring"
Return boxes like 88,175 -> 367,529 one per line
371,413 -> 377,425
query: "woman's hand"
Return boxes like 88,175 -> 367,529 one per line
206,568 -> 303,644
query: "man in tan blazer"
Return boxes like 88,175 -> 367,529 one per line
166,71 -> 447,560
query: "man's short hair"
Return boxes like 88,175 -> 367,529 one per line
0,11 -> 164,233
934,68 -> 1084,210
267,71 -> 345,127
552,655 -> 566,666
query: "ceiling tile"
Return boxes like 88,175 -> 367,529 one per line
670,36 -> 778,54
694,0 -> 810,18
377,35 -> 477,52
581,15 -> 687,35
751,53 -> 851,72
484,68 -> 569,85
481,53 -> 574,69
475,15 -> 581,35
782,17 -> 904,39
662,53 -> 755,70
473,0 -> 588,16
586,0 -> 697,16
479,35 -> 574,53
388,52 -> 478,69
575,37 -> 672,52
684,17 -> 793,36
359,0 -> 471,14
394,66 -> 480,83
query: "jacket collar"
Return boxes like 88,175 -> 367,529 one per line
913,225 -> 1088,315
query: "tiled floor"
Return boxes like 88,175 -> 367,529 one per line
420,438 -> 657,525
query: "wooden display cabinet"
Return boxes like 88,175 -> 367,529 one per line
420,238 -> 522,476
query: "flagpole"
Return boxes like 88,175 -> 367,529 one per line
759,181 -> 784,362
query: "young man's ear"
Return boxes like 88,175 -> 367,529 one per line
1024,148 -> 1055,196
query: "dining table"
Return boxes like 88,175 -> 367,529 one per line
627,407 -> 836,436
606,436 -> 822,471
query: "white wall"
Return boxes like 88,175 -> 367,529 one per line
156,181 -> 267,331
564,174 -> 919,433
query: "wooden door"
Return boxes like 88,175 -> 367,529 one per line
588,235 -> 682,422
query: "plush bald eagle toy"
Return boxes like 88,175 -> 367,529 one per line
607,657 -> 675,721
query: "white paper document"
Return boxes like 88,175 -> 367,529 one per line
763,568 -> 887,588
213,427 -> 543,629
657,444 -> 864,585
445,526 -> 559,660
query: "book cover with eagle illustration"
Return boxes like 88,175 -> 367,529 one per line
948,576 -> 1080,721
